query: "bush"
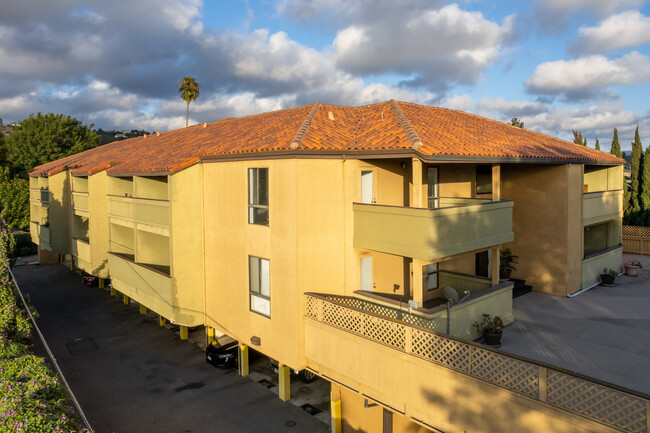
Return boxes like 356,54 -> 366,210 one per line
0,225 -> 83,432
11,233 -> 36,258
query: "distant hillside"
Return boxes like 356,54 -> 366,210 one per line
0,123 -> 12,137
96,129 -> 151,145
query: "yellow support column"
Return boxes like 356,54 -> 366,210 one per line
110,287 -> 117,296
159,315 -> 165,327
139,304 -> 148,315
206,327 -> 215,345
238,344 -> 249,376
99,278 -> 105,289
278,364 -> 291,402
122,294 -> 130,305
411,258 -> 424,306
179,325 -> 189,340
411,158 -> 423,208
331,389 -> 342,433
70,258 -> 75,272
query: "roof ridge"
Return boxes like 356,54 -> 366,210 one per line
389,100 -> 422,150
290,103 -> 320,149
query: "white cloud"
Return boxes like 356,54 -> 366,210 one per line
333,4 -> 516,91
570,11 -> 650,54
525,52 -> 650,99
534,0 -> 643,32
475,97 -> 549,117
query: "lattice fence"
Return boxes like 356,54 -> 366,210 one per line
623,225 -> 650,255
305,293 -> 649,433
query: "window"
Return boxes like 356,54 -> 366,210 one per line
424,263 -> 438,291
248,168 -> 269,225
584,223 -> 608,257
427,167 -> 439,209
476,165 -> 492,194
249,256 -> 270,317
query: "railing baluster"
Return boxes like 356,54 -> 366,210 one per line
539,366 -> 547,402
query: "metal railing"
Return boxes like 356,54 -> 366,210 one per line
305,293 -> 649,433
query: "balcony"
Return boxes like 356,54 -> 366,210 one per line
72,192 -> 90,216
582,246 -> 623,289
29,188 -> 50,205
354,200 -> 514,260
33,224 -> 52,251
107,195 -> 169,234
303,293 -> 648,433
583,190 -> 622,226
71,239 -> 92,272
108,251 -> 172,306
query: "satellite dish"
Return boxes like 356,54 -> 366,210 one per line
443,286 -> 459,305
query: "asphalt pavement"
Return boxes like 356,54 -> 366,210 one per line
13,262 -> 330,433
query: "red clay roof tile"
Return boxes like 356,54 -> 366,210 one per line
30,101 -> 623,177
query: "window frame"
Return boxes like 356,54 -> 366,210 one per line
249,255 -> 271,318
248,167 -> 269,226
475,165 -> 493,195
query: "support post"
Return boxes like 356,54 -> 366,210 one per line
539,366 -> 548,402
206,327 -> 215,345
159,315 -> 165,327
179,325 -> 189,340
99,278 -> 105,289
238,344 -> 249,376
411,258 -> 424,306
331,390 -> 342,433
491,246 -> 500,285
492,164 -> 501,201
411,158 -> 423,208
278,364 -> 291,401
139,304 -> 148,315
122,294 -> 130,305
70,258 -> 75,272
110,287 -> 117,296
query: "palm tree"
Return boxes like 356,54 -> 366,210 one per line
177,76 -> 201,127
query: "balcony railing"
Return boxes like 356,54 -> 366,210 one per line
29,188 -> 50,205
72,192 -> 90,214
71,238 -> 91,271
107,195 -> 169,230
583,190 -> 622,226
305,293 -> 649,433
353,200 -> 514,260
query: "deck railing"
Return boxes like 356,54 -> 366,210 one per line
305,293 -> 649,433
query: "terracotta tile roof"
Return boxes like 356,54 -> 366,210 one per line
30,101 -> 623,177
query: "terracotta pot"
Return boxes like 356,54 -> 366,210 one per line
624,264 -> 639,277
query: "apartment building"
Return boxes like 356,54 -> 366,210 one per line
30,101 -> 634,433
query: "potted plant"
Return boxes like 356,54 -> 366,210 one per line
624,260 -> 643,277
499,248 -> 519,280
473,313 -> 504,346
600,268 -> 618,286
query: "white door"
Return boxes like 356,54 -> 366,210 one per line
360,256 -> 373,291
361,170 -> 373,204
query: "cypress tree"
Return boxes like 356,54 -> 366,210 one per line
610,128 -> 622,158
583,137 -> 587,146
641,146 -> 650,224
630,128 -> 642,211
595,138 -> 600,151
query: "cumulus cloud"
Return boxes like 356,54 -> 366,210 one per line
525,52 -> 650,100
569,11 -> 650,54
475,97 -> 549,118
333,4 -> 517,92
533,0 -> 643,33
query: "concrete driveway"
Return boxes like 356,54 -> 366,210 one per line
13,263 -> 330,433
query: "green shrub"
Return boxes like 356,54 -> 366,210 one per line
0,225 -> 83,432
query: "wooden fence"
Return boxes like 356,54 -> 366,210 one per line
623,226 -> 650,254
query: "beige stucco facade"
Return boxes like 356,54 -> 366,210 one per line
30,154 -> 628,433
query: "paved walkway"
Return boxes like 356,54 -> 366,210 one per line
500,253 -> 650,395
13,263 -> 329,433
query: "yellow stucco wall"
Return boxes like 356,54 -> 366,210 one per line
47,171 -> 71,255
88,172 -> 109,278
501,164 -> 573,296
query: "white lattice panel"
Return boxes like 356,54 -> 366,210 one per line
548,371 -> 647,433
471,348 -> 539,398
410,329 -> 471,371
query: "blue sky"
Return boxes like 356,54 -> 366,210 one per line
1,0 -> 649,151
